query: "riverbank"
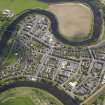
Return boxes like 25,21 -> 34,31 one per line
0,80 -> 79,105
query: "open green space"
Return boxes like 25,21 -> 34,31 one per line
0,87 -> 64,105
93,93 -> 105,105
0,0 -> 48,14
86,93 -> 105,105
0,0 -> 48,66
0,97 -> 34,105
0,39 -> 18,66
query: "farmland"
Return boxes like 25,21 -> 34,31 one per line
49,3 -> 93,41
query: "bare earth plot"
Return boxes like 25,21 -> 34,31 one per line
49,3 -> 94,41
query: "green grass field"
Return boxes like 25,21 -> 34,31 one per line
0,87 -> 64,105
0,0 -> 48,14
0,0 -> 48,66
1,97 -> 34,105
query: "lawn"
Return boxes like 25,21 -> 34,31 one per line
0,97 -> 34,105
0,87 -> 64,105
0,0 -> 48,14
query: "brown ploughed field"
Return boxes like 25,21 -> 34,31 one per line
49,3 -> 93,40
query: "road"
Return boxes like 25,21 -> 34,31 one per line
81,84 -> 105,105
